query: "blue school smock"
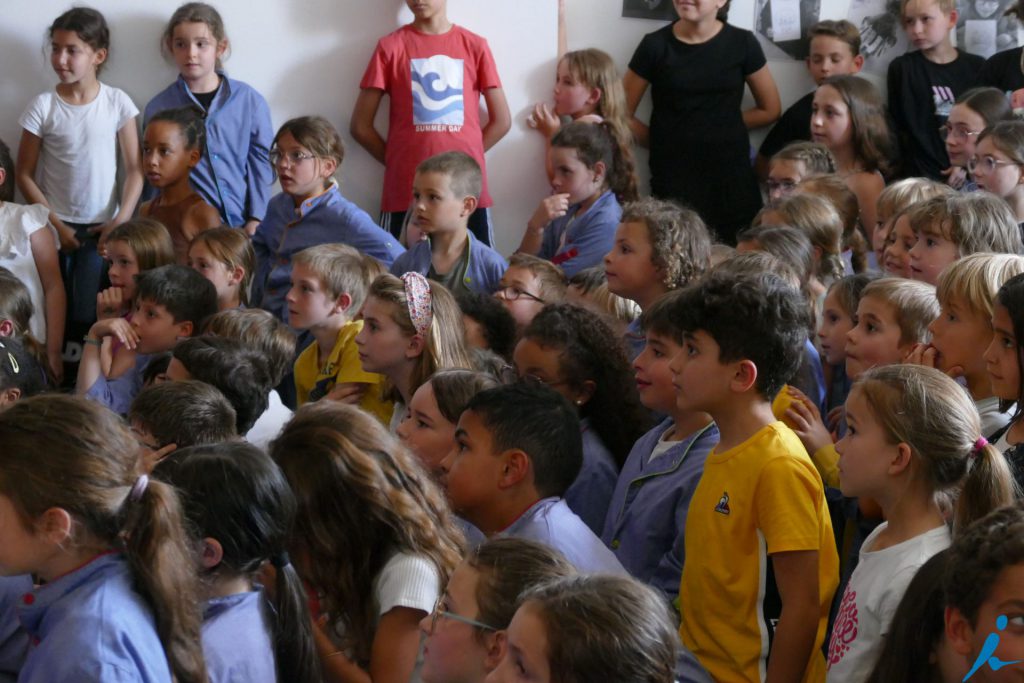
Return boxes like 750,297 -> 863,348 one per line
202,591 -> 275,683
539,191 -> 621,278
144,74 -> 273,226
563,418 -> 619,536
84,352 -> 152,417
253,183 -> 405,323
601,420 -> 718,601
0,575 -> 31,683
501,497 -> 626,575
16,553 -> 171,683
389,233 -> 507,295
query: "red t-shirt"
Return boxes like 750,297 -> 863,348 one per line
360,24 -> 502,212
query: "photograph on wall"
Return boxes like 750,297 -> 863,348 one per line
621,0 -> 679,21
955,0 -> 1023,58
753,0 -> 822,60
848,0 -> 910,74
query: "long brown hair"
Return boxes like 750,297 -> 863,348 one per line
820,75 -> 896,177
269,401 -> 463,665
0,395 -> 207,682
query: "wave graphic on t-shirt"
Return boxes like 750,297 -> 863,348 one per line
411,56 -> 464,126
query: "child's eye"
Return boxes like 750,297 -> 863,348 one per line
417,419 -> 429,429
866,323 -> 878,333
652,348 -> 664,358
1003,336 -> 1015,349
926,238 -> 937,247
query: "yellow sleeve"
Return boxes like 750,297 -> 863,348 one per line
293,343 -> 318,407
811,444 -> 839,489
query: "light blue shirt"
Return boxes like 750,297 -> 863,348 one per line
202,591 -> 275,683
389,233 -> 507,295
17,553 -> 171,683
144,74 -> 274,226
0,575 -> 31,683
84,352 -> 151,417
539,190 -> 621,278
253,184 -> 405,323
501,497 -> 626,575
563,418 -> 619,536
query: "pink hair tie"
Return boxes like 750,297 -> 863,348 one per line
972,437 -> 989,458
401,272 -> 433,338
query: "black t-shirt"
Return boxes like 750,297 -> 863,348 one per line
978,46 -> 1024,92
758,91 -> 813,158
887,50 -> 985,180
192,84 -> 220,112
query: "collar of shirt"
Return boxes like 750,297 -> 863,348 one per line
292,181 -> 339,221
17,552 -> 123,638
175,71 -> 233,113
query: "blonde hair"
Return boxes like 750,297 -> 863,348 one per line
909,193 -> 1023,257
861,278 -> 940,346
620,198 -> 712,290
771,141 -> 837,177
367,274 -> 473,399
794,174 -> 866,272
876,178 -> 954,222
936,253 -> 1024,319
567,267 -> 640,327
292,243 -> 373,312
855,365 -> 1016,531
507,253 -> 568,303
770,194 -> 845,285
189,227 -> 255,306
203,308 -> 297,387
106,218 -> 176,272
808,19 -> 862,54
560,48 -> 633,170
901,0 -> 956,14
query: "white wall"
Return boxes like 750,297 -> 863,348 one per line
2,0 -> 884,255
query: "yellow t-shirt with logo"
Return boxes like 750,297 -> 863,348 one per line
679,421 -> 838,683
293,320 -> 393,425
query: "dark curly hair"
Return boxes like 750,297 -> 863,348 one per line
456,290 -> 517,361
521,304 -> 650,466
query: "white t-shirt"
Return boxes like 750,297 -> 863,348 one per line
0,202 -> 56,342
826,523 -> 951,683
19,83 -> 138,223
245,390 -> 293,452
977,396 -> 1013,439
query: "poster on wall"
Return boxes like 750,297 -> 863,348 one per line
621,0 -> 678,20
752,0 -> 823,60
955,0 -> 1023,58
847,0 -> 909,75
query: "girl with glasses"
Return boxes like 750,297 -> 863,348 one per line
971,120 -> 1024,225
942,87 -> 1013,191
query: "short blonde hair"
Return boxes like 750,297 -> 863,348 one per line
507,253 -> 568,304
567,267 -> 640,326
876,178 -> 953,223
769,194 -> 844,285
292,243 -> 374,311
936,253 -> 1024,319
901,0 -> 955,15
909,194 -> 1023,257
861,277 -> 940,346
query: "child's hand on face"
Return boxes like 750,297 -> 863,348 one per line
784,386 -> 835,456
90,317 -> 139,350
142,442 -> 177,474
529,193 -> 571,231
326,382 -> 367,405
96,287 -> 126,321
529,103 -> 561,138
904,342 -> 964,379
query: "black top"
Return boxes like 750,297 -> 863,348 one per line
887,49 -> 986,180
978,46 -> 1024,92
192,85 -> 220,112
759,91 -> 813,159
629,22 -> 765,242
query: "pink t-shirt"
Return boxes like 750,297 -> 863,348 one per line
360,24 -> 502,212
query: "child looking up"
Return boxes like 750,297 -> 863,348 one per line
389,152 -> 506,295
669,268 -> 838,682
253,116 -> 404,324
146,2 -> 273,233
888,0 -> 985,181
441,382 -> 625,575
352,0 -> 511,245
518,121 -> 637,278
602,290 -> 719,603
970,121 -> 1024,222
943,87 -> 1013,190
188,227 -> 255,310
289,244 -> 391,424
140,107 -> 221,264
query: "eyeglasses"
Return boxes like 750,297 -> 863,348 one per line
427,595 -> 498,634
938,125 -> 982,142
494,286 -> 544,304
967,155 -> 1022,174
269,149 -> 317,167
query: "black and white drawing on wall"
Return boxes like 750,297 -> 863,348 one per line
753,0 -> 822,60
621,0 -> 678,20
955,0 -> 1023,58
848,0 -> 909,74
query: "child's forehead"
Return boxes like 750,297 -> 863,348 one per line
858,294 -> 897,318
502,266 -> 539,284
808,35 -> 855,57
902,0 -> 949,15
982,563 -> 1024,611
769,158 -> 804,179
413,170 -> 455,192
645,328 -> 682,349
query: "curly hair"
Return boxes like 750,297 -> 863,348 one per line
620,198 -> 711,290
269,401 -> 463,665
521,304 -> 650,466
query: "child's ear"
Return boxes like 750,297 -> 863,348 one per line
320,157 -> 339,180
944,605 -> 976,657
483,630 -> 507,672
0,387 -> 20,407
405,332 -> 427,359
176,320 -> 195,339
497,449 -> 530,489
0,169 -> 6,188
188,148 -> 202,169
888,441 -> 914,476
0,320 -> 13,337
592,160 -> 607,185
852,54 -> 865,72
93,47 -> 108,67
730,359 -> 759,394
216,39 -> 229,60
572,380 -> 597,408
946,9 -> 958,28
333,292 -> 353,314
200,537 -> 225,570
228,264 -> 245,287
461,195 -> 478,217
587,87 -> 603,108
37,506 -> 74,546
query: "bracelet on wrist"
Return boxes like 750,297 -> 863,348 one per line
82,336 -> 102,347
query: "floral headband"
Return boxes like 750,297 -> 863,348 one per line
401,272 -> 433,337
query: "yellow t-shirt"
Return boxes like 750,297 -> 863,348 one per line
679,421 -> 838,683
293,320 -> 394,425
772,386 -> 840,488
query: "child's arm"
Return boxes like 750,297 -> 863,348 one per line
743,65 -> 782,130
92,117 -> 143,249
15,131 -> 78,251
76,318 -> 138,396
481,88 -> 512,152
623,70 -> 650,147
557,0 -> 566,59
519,194 -> 570,255
182,202 -> 224,244
29,227 -> 65,382
314,607 -> 424,683
351,89 -> 388,165
767,550 -> 822,683
243,98 -> 275,236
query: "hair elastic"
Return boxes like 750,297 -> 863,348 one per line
270,551 -> 291,569
401,272 -> 433,337
972,437 -> 989,458
128,474 -> 149,502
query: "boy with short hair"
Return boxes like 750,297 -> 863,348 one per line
289,243 -> 392,424
888,0 -> 985,180
441,382 -> 625,575
389,152 -> 507,296
494,253 -> 567,332
456,290 -> 517,360
77,265 -> 217,415
756,20 -> 864,178
352,0 -> 511,245
601,290 -> 719,604
669,269 -> 838,683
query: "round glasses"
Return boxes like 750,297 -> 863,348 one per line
494,286 -> 544,304
427,596 -> 498,633
967,155 -> 1022,174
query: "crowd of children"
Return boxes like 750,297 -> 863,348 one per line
10,0 -> 1024,681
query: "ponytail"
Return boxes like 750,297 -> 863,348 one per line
600,120 -> 639,204
954,443 -> 1017,533
272,559 -> 321,683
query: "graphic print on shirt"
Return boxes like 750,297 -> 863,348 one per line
412,56 -> 464,132
933,85 -> 956,120
827,587 -> 859,666
714,491 -> 731,515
